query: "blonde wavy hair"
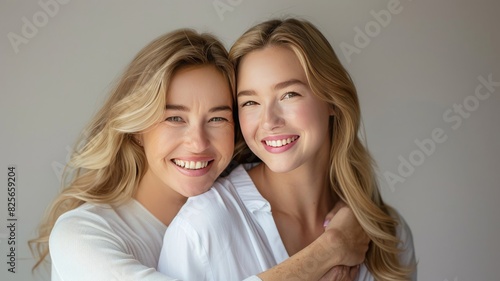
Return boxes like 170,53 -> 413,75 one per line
229,18 -> 415,281
29,29 -> 235,271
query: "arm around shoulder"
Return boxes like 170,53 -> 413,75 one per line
257,204 -> 370,281
256,230 -> 348,281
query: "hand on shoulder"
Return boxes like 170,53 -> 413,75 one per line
323,201 -> 370,267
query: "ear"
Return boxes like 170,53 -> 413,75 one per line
132,134 -> 143,147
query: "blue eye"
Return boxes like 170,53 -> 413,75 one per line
209,117 -> 228,122
240,101 -> 257,107
282,92 -> 300,99
165,116 -> 183,122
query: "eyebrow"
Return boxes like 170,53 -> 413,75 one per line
208,105 -> 232,113
237,79 -> 307,98
165,104 -> 232,113
165,104 -> 189,111
274,79 -> 307,90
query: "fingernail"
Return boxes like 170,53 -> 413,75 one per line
323,219 -> 330,227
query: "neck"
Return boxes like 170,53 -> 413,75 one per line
134,170 -> 187,226
249,160 -> 338,256
250,161 -> 336,227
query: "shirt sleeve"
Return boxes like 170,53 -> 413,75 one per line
396,213 -> 418,281
242,276 -> 262,281
49,211 -> 180,281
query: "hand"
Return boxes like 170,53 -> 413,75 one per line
323,200 -> 348,228
319,265 -> 360,281
323,201 -> 370,266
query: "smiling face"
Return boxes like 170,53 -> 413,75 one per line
139,65 -> 234,198
237,46 -> 333,173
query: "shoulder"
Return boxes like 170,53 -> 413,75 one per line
51,203 -> 176,281
162,179 -> 244,268
49,203 -> 128,274
171,177 -> 244,233
50,203 -> 124,251
166,165 -> 262,238
52,203 -> 113,234
390,209 -> 414,248
225,163 -> 258,185
172,164 -> 265,228
389,208 -> 418,279
175,165 -> 252,215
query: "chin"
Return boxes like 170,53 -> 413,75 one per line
183,183 -> 213,197
267,161 -> 302,174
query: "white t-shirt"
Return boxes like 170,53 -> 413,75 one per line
49,199 -> 180,281
159,164 -> 417,281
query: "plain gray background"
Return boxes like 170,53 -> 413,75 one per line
1,0 -> 499,280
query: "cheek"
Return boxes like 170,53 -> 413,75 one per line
212,126 -> 235,159
143,134 -> 163,159
239,116 -> 254,145
238,113 -> 257,143
294,101 -> 330,126
307,110 -> 332,141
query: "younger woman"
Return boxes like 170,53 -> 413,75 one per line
159,18 -> 416,281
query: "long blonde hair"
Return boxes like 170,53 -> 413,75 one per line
29,29 -> 235,270
229,18 -> 414,281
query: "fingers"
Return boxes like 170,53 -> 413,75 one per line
323,200 -> 348,227
319,265 -> 360,281
318,266 -> 344,281
340,265 -> 360,281
349,265 -> 360,280
323,204 -> 371,266
324,204 -> 355,231
331,200 -> 348,215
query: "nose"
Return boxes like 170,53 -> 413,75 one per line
261,103 -> 285,131
185,124 -> 210,152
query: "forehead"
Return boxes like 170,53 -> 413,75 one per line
237,45 -> 307,90
166,65 -> 232,104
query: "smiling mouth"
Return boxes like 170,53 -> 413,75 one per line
172,159 -> 212,170
264,136 -> 299,148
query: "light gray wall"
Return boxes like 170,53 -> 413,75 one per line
1,1 -> 499,280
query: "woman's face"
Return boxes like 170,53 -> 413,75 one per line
237,46 -> 333,173
140,65 -> 234,197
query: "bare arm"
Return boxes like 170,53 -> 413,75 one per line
257,204 -> 369,281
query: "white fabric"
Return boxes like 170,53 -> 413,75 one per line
50,199 -> 180,281
157,166 -> 271,281
159,164 -> 417,281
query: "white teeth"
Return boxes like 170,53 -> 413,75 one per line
173,159 -> 209,170
265,136 -> 298,147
